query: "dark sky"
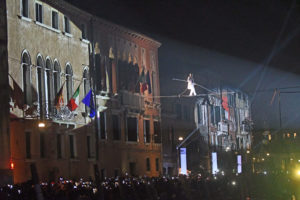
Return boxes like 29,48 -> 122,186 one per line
68,0 -> 300,71
67,0 -> 300,129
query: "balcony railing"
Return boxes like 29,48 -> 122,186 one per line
120,90 -> 144,110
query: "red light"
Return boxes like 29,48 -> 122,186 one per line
10,162 -> 14,170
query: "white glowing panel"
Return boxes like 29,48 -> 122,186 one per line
180,148 -> 187,175
212,152 -> 218,174
237,155 -> 242,173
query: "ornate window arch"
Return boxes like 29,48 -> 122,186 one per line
65,63 -> 73,101
36,54 -> 45,117
21,50 -> 32,105
53,59 -> 61,95
45,57 -> 53,114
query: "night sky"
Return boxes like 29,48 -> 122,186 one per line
67,0 -> 300,129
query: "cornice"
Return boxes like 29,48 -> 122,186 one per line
43,0 -> 161,48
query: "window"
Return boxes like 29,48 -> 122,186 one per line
57,134 -> 62,159
197,103 -> 202,124
22,51 -> 32,105
37,55 -> 45,117
144,120 -> 150,143
215,106 -> 221,124
64,16 -> 70,33
176,104 -> 182,119
183,105 -> 190,120
52,10 -> 59,29
40,133 -> 45,158
154,121 -> 161,143
69,135 -> 76,159
146,158 -> 150,171
127,117 -> 138,142
53,61 -> 60,95
155,158 -> 159,171
45,59 -> 52,115
25,132 -> 31,159
35,2 -> 43,23
65,64 -> 73,101
81,24 -> 87,39
98,112 -> 106,139
21,0 -> 29,18
112,115 -> 121,140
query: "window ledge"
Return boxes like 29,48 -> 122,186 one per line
88,158 -> 96,162
63,32 -> 73,38
70,158 -> 79,162
35,21 -> 61,34
126,141 -> 139,144
18,15 -> 32,22
80,38 -> 90,44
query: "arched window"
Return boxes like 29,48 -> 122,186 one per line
83,68 -> 90,113
65,64 -> 73,101
53,60 -> 61,95
36,55 -> 45,117
45,58 -> 53,114
22,51 -> 32,105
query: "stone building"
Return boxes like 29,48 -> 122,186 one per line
0,0 -> 161,184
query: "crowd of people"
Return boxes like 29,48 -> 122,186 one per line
0,174 -> 247,200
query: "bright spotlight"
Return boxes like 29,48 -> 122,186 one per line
38,122 -> 45,128
231,181 -> 236,186
178,136 -> 183,141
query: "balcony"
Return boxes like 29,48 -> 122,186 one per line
217,121 -> 228,136
240,124 -> 250,135
120,90 -> 144,110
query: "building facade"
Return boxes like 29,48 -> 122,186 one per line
195,87 -> 252,151
1,0 -> 161,184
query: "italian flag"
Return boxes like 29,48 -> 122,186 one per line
67,86 -> 80,111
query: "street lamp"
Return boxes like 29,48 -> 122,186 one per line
178,136 -> 183,141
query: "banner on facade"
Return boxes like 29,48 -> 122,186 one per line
212,152 -> 218,175
180,148 -> 187,175
237,155 -> 242,173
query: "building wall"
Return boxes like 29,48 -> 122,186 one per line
0,0 -> 13,185
5,0 -> 161,183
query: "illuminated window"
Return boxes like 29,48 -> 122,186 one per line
287,133 -> 290,138
294,133 -> 297,138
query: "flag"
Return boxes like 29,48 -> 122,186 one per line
67,85 -> 80,111
54,83 -> 65,109
82,89 -> 95,118
11,78 -> 24,109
